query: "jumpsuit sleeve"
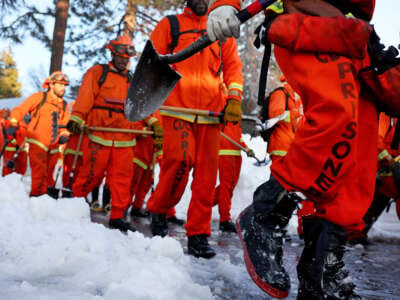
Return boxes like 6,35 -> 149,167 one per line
150,17 -> 173,56
208,0 -> 241,11
70,66 -> 101,125
267,14 -> 372,59
269,89 -> 287,120
9,92 -> 43,126
221,37 -> 244,101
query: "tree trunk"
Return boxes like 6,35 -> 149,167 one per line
123,0 -> 136,40
49,0 -> 70,74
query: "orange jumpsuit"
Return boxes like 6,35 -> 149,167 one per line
10,92 -> 69,196
2,120 -> 28,176
270,15 -> 377,233
71,63 -> 155,220
211,0 -> 378,233
130,122 -> 180,219
214,123 -> 248,223
146,7 -> 243,236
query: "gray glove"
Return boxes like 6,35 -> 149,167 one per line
207,5 -> 240,42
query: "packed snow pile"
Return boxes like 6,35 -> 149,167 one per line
0,174 -> 213,300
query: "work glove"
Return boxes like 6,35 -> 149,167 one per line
151,122 -> 163,149
368,27 -> 400,73
5,126 -> 17,138
23,113 -> 31,125
66,119 -> 82,134
245,148 -> 255,158
223,99 -> 242,124
207,5 -> 240,42
58,135 -> 68,145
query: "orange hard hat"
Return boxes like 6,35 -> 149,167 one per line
42,71 -> 70,89
106,35 -> 136,58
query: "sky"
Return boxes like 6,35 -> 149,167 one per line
1,0 -> 399,96
0,134 -> 399,299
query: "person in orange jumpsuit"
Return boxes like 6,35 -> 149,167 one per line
67,35 -> 163,233
145,0 -> 243,259
213,122 -> 253,232
130,117 -> 185,225
2,114 -> 29,176
207,0 -> 379,297
347,113 -> 400,244
8,71 -> 70,197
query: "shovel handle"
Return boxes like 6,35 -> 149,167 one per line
160,105 -> 222,118
162,0 -> 275,64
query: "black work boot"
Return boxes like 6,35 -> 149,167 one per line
188,234 -> 216,259
102,185 -> 111,208
297,218 -> 360,300
168,215 -> 185,226
150,213 -> 169,237
219,220 -> 237,233
109,218 -> 137,233
130,208 -> 150,218
47,186 -> 60,199
236,175 -> 297,299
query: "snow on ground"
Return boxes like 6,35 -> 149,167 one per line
0,135 -> 399,299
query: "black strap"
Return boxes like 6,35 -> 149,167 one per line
32,92 -> 47,118
257,41 -> 272,106
167,15 -> 180,54
98,64 -> 109,87
391,119 -> 400,150
92,106 -> 124,114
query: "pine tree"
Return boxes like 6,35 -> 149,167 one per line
0,47 -> 22,99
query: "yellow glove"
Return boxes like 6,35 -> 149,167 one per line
223,99 -> 242,124
151,122 -> 163,149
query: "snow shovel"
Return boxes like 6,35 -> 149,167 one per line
125,0 -> 276,122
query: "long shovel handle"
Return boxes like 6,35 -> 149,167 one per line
59,125 -> 154,135
88,126 -> 154,135
160,106 -> 260,124
162,0 -> 275,64
160,105 -> 223,118
220,131 -> 262,163
221,131 -> 248,152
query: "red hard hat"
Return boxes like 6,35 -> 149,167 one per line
107,35 -> 136,58
42,71 -> 70,89
279,74 -> 286,82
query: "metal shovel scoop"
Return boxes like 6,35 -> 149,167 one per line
125,0 -> 275,122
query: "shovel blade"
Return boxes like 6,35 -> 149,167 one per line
125,40 -> 181,122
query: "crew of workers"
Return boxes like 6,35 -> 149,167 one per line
1,0 -> 398,298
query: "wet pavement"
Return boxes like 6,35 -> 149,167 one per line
91,212 -> 400,299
